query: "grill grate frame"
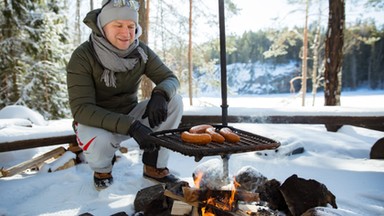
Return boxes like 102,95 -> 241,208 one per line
150,125 -> 280,161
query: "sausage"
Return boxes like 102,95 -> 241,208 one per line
189,124 -> 214,134
205,127 -> 225,143
181,131 -> 212,145
219,127 -> 241,143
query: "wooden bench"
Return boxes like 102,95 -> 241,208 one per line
0,115 -> 383,153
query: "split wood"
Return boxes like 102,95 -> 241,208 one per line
0,146 -> 66,177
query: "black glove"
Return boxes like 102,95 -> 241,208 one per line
142,90 -> 168,128
128,120 -> 157,152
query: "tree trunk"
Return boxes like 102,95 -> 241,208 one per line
75,0 -> 81,45
351,53 -> 357,89
139,0 -> 153,100
311,1 -> 322,106
301,0 -> 309,106
188,0 -> 193,105
324,0 -> 344,106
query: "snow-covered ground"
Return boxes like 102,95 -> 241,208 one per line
0,90 -> 383,216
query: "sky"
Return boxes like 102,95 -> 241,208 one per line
0,90 -> 383,215
221,0 -> 384,34
81,0 -> 384,44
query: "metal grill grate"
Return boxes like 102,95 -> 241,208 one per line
150,125 -> 280,161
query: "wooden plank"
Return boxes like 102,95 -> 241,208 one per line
0,146 -> 66,177
0,134 -> 76,152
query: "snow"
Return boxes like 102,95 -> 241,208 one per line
0,91 -> 384,216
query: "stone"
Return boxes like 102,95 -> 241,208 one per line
370,137 -> 384,159
234,166 -> 268,192
279,174 -> 337,216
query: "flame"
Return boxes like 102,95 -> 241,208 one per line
198,175 -> 242,215
194,171 -> 204,188
201,207 -> 215,216
229,177 -> 241,209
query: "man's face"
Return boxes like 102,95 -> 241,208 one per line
103,20 -> 136,50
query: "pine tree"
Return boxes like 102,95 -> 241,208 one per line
17,0 -> 71,119
0,0 -> 71,119
0,0 -> 31,106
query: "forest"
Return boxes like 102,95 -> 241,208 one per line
0,0 -> 383,119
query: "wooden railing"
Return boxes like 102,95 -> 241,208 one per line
180,115 -> 384,132
0,115 -> 383,152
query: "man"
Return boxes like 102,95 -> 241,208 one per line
66,0 -> 183,190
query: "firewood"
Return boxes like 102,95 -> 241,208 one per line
182,187 -> 199,203
67,142 -> 82,153
164,189 -> 198,207
182,187 -> 260,203
0,146 -> 66,177
55,158 -> 75,171
170,201 -> 192,215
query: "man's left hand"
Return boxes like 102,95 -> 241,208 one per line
142,90 -> 168,128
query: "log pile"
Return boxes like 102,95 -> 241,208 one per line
0,141 -> 129,178
0,142 -> 83,178
0,146 -> 71,177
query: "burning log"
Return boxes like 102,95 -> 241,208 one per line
182,187 -> 260,204
200,204 -> 248,216
162,184 -> 261,216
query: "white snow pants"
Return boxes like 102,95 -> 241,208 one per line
75,94 -> 183,173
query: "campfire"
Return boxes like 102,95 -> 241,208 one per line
134,126 -> 336,215
134,161 -> 338,216
191,172 -> 260,215
163,176 -> 261,216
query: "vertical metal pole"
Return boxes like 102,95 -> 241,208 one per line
218,0 -> 228,127
219,0 -> 230,184
221,154 -> 230,184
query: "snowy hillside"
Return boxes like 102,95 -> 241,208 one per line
195,61 -> 300,96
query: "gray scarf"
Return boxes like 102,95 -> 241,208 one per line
91,25 -> 148,87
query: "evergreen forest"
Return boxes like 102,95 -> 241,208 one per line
0,0 -> 383,119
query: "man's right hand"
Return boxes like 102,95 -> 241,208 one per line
128,121 -> 157,152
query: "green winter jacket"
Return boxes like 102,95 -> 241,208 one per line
66,9 -> 180,135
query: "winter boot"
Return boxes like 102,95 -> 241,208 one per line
143,165 -> 179,184
94,172 -> 113,190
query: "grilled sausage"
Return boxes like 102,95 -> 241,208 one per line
219,127 -> 241,143
205,127 -> 225,143
181,131 -> 212,145
189,124 -> 214,133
